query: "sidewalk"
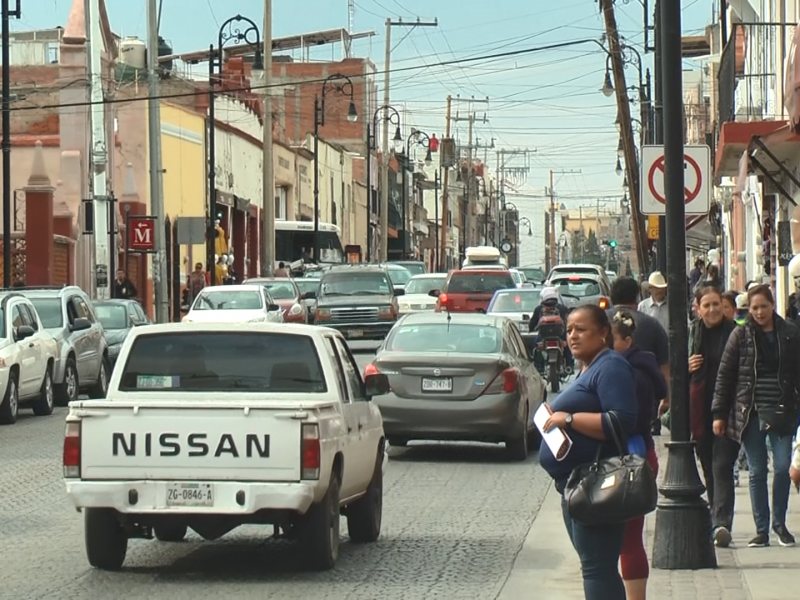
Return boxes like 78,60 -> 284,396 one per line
499,438 -> 800,600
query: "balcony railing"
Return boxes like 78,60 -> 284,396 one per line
718,22 -> 793,125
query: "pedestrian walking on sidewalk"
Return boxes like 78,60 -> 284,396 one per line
540,305 -> 637,600
688,285 -> 738,547
611,310 -> 666,600
712,284 -> 800,548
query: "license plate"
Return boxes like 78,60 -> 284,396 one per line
517,322 -> 528,331
348,329 -> 364,338
166,483 -> 214,507
422,377 -> 453,392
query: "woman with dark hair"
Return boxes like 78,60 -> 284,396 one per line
689,284 -> 737,547
541,304 -> 637,600
610,310 -> 665,600
713,284 -> 800,548
721,291 -> 738,322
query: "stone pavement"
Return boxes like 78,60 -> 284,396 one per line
498,437 -> 800,600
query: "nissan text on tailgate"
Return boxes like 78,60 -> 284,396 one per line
63,322 -> 389,571
432,270 -> 516,313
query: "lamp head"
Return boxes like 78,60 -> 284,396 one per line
347,101 -> 358,123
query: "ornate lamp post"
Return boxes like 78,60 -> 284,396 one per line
313,74 -> 358,263
207,15 -> 263,284
400,129 -> 437,259
365,105 -> 402,262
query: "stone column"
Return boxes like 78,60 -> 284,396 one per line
24,141 -> 55,285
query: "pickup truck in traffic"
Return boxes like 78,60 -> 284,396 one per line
63,322 -> 389,571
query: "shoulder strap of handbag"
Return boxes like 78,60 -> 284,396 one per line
599,412 -> 627,458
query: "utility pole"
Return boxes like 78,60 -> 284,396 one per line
439,95 -> 452,271
87,0 -> 110,300
450,99 -> 488,248
146,0 -> 168,321
652,0 -> 716,572
601,0 -> 649,276
654,0 -> 666,275
379,17 -> 437,262
1,0 -> 19,288
261,0 -> 275,275
548,169 -> 580,268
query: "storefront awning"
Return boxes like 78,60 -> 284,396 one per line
714,120 -> 790,177
731,123 -> 800,205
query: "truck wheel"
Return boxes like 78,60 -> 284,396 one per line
154,524 -> 187,542
299,474 -> 340,571
85,508 -> 127,571
32,366 -> 54,416
56,358 -> 79,406
347,452 -> 383,543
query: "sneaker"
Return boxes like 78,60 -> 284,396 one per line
772,525 -> 796,547
713,526 -> 732,548
748,533 -> 770,547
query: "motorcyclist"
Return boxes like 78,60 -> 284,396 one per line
529,287 -> 572,371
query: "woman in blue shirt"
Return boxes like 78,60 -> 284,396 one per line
541,304 -> 638,600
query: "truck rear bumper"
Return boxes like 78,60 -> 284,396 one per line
64,479 -> 317,515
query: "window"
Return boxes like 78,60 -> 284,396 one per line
334,338 -> 365,401
404,277 -> 446,295
261,281 -> 296,300
326,337 -> 349,403
330,176 -> 337,225
11,306 -> 23,329
385,323 -> 502,354
446,273 -> 515,294
29,298 -> 63,328
192,290 -> 263,311
489,290 -> 541,313
386,267 -> 412,286
552,278 -> 602,298
118,332 -> 327,393
320,272 -> 392,296
94,305 -> 129,330
73,297 -> 94,322
20,304 -> 38,330
274,186 -> 288,220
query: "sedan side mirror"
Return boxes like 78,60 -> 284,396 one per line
428,289 -> 440,298
364,372 -> 390,398
267,304 -> 281,312
15,324 -> 35,341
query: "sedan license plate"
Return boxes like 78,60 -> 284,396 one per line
348,329 -> 364,338
421,377 -> 453,392
516,321 -> 528,332
166,483 -> 213,507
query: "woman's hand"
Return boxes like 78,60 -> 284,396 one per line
688,354 -> 704,373
712,419 -> 726,436
790,466 -> 800,491
543,411 -> 569,432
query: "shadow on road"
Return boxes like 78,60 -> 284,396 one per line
387,441 -> 539,465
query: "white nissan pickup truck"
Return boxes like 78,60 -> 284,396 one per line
62,322 -> 388,572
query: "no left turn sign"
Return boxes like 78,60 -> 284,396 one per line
640,145 -> 711,215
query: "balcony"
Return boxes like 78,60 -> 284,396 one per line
715,22 -> 794,178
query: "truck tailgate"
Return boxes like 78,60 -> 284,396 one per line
79,405 -> 303,482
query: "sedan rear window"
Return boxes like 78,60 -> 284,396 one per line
489,290 -> 541,312
552,278 -> 602,298
118,332 -> 327,393
192,291 -> 263,310
386,323 -> 501,354
261,282 -> 297,300
446,273 -> 515,294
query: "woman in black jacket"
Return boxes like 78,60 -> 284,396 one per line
712,284 -> 800,548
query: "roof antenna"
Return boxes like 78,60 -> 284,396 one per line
446,309 -> 451,333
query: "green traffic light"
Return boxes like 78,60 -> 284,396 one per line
609,240 -> 617,248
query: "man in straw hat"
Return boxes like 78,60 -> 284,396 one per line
638,271 -> 669,333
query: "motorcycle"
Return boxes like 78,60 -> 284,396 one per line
535,313 -> 573,392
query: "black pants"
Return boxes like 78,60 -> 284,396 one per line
696,435 -> 740,531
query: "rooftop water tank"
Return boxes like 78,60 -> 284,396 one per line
119,36 -> 146,69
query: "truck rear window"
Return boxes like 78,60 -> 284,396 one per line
446,273 -> 515,294
118,332 -> 327,393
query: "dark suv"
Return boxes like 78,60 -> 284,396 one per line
313,265 -> 402,340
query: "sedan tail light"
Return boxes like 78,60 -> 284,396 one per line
483,368 -> 518,395
364,363 -> 380,378
598,297 -> 610,309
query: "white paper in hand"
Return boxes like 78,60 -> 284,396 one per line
533,403 -> 572,461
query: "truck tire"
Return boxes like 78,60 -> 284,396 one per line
85,508 -> 127,571
154,524 -> 187,542
299,474 -> 340,571
347,452 -> 383,543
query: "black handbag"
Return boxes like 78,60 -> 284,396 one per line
564,412 -> 658,526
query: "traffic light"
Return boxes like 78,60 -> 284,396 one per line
609,239 -> 617,248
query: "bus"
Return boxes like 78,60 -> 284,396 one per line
275,220 -> 344,266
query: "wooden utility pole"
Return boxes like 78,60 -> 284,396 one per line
439,95 -> 452,271
601,0 -> 649,275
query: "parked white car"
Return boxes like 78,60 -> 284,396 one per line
63,322 -> 388,571
182,285 -> 284,324
0,292 -> 59,424
397,273 -> 447,315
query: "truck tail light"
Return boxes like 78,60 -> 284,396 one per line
364,363 -> 380,378
483,368 -> 519,395
301,423 -> 321,480
63,421 -> 81,478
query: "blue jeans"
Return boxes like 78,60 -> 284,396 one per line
561,496 -> 626,600
741,413 -> 793,535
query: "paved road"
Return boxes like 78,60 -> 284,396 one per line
0,347 -> 551,600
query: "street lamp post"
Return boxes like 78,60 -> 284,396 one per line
207,15 -> 263,285
400,129 -> 435,259
313,74 -> 358,264
366,105 -> 402,262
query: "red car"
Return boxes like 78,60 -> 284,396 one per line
430,270 -> 516,313
243,277 -> 307,323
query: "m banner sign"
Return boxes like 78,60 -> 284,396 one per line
127,216 -> 157,253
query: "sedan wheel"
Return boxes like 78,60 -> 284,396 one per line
32,367 -> 54,416
0,374 -> 19,425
